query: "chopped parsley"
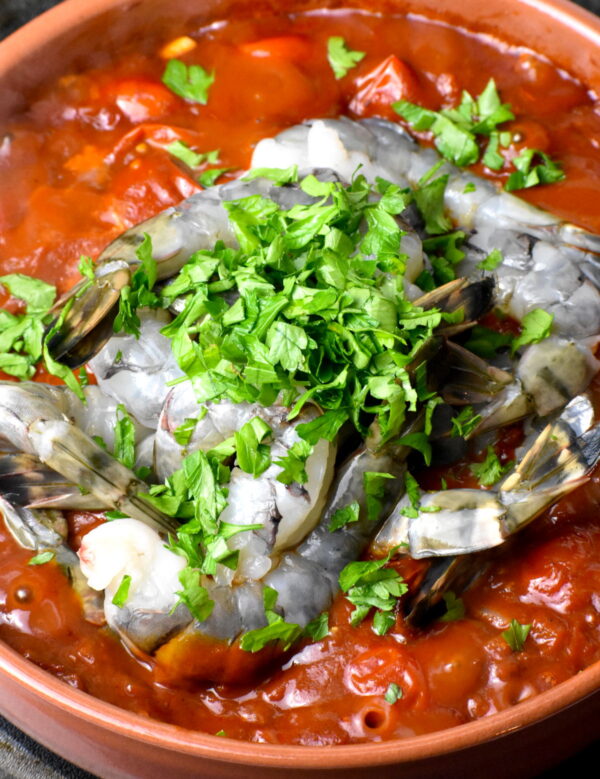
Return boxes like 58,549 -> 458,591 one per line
384,682 -> 403,704
173,417 -> 199,446
505,149 -> 565,191
328,501 -> 360,532
114,404 -> 137,470
464,325 -> 513,360
234,417 -> 272,477
275,439 -> 313,485
239,586 -> 302,652
476,248 -> 503,271
111,574 -> 132,608
167,140 -> 206,168
339,552 -> 408,635
450,406 -> 482,438
113,233 -> 160,337
198,167 -> 232,188
327,37 -> 365,79
502,618 -> 531,652
28,550 -> 55,566
511,308 -> 554,354
162,59 -> 215,104
470,446 -> 513,487
394,79 -> 564,191
304,611 -> 330,641
0,274 -> 57,379
152,172 -> 458,447
440,591 -> 465,622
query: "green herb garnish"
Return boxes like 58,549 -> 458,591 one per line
384,682 -> 403,704
162,59 -> 215,104
502,618 -> 531,651
111,574 -> 132,607
511,308 -> 554,354
440,591 -> 466,622
339,552 -> 407,635
470,446 -> 513,487
327,37 -> 365,79
28,550 -> 55,566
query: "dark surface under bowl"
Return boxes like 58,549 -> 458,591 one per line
0,1 -> 598,777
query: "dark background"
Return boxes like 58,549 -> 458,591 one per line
0,1 -> 598,777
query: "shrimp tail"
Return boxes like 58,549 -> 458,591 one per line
0,452 -> 102,510
441,342 -> 516,406
30,419 -> 177,533
394,396 -> 600,625
415,277 -> 495,329
46,263 -> 131,368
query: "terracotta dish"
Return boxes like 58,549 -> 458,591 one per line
0,0 -> 599,776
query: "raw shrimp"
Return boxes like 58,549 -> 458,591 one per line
0,382 -> 154,510
156,385 -> 337,578
441,337 -> 599,435
372,395 -> 600,623
251,118 -> 600,338
0,496 -> 103,624
78,518 -> 190,652
45,174 -> 350,368
88,308 -> 184,429
0,381 -> 176,533
75,275 -> 498,666
78,438 -> 407,660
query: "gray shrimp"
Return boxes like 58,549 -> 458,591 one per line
0,496 -> 104,624
372,395 -> 600,623
0,381 -> 175,533
77,439 -> 407,657
251,117 -> 600,339
45,172 -> 349,368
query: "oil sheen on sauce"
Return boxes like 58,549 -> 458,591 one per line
0,10 -> 599,744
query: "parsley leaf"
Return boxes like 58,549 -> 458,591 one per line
440,591 -> 466,622
304,612 -> 330,641
175,567 -> 214,621
506,149 -> 565,191
113,233 -> 160,337
167,140 -> 206,168
329,501 -> 360,532
162,59 -> 215,104
339,552 -> 407,634
28,550 -> 55,566
275,440 -> 313,485
111,574 -> 132,608
476,248 -> 503,271
198,167 -> 231,187
470,446 -> 513,487
243,166 -> 299,185
413,174 -> 452,235
451,406 -> 482,438
296,409 -> 349,445
464,325 -> 513,360
239,586 -> 302,652
327,37 -> 365,79
173,417 -> 199,446
235,417 -> 272,477
502,618 -> 531,652
114,404 -> 136,470
0,274 -> 56,313
384,682 -> 403,704
511,308 -> 554,354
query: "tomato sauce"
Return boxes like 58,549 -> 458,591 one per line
1,9 -> 600,745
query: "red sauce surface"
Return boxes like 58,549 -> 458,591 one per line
1,9 -> 600,745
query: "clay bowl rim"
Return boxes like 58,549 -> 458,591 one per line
0,0 -> 599,769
